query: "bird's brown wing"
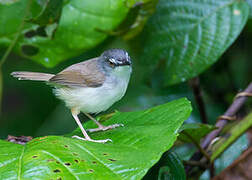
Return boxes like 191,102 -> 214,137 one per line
49,58 -> 105,88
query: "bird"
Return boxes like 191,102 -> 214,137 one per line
11,49 -> 132,143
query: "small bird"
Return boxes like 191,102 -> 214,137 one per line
11,49 -> 132,143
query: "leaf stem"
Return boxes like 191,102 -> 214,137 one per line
182,131 -> 211,162
189,77 -> 208,124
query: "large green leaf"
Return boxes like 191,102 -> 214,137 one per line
0,0 -> 130,67
0,98 -> 191,179
139,0 -> 249,85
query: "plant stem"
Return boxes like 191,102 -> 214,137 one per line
201,82 -> 252,149
189,77 -> 208,124
211,112 -> 252,161
186,82 -> 252,175
182,131 -> 211,162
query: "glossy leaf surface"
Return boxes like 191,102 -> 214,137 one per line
0,98 -> 191,179
139,0 -> 249,85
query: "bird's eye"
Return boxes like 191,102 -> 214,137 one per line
109,61 -> 115,68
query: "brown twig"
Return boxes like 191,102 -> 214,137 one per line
210,162 -> 215,178
189,77 -> 208,124
201,82 -> 252,149
186,82 -> 252,175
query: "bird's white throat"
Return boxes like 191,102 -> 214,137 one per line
54,65 -> 132,114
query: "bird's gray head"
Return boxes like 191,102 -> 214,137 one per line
101,49 -> 131,68
100,49 -> 132,79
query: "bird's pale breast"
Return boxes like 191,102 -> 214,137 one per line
53,66 -> 131,113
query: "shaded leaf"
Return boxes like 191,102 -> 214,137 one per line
27,0 -> 63,26
143,151 -> 186,180
0,98 -> 192,179
139,0 -> 249,85
158,152 -> 186,180
178,123 -> 216,143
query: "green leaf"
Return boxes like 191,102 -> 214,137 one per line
139,0 -> 249,85
211,111 -> 252,161
246,0 -> 252,17
158,152 -> 186,180
0,0 -> 130,67
0,98 -> 192,179
143,151 -> 186,180
178,123 -> 216,143
27,0 -> 63,26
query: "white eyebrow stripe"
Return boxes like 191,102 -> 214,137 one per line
109,58 -> 116,63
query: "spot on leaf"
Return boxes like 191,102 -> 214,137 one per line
21,45 -> 39,56
64,162 -> 71,166
108,158 -> 116,162
53,169 -> 61,173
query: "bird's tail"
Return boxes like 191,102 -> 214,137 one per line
11,71 -> 55,81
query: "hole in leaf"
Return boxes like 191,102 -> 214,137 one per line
56,161 -> 60,164
89,169 -> 94,173
92,161 -> 97,164
25,26 -> 47,38
103,153 -> 108,156
57,178 -> 62,180
32,155 -> 38,158
53,169 -> 61,173
108,158 -> 116,162
73,152 -> 78,156
64,145 -> 68,148
64,162 -> 71,166
25,30 -> 36,38
21,45 -> 39,56
74,159 -> 79,163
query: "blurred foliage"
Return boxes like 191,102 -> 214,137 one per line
0,0 -> 252,179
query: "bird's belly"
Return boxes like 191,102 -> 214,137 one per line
54,80 -> 128,113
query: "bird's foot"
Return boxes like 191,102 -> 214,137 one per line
72,135 -> 112,143
87,123 -> 124,133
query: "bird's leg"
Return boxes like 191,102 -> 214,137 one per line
71,109 -> 112,143
84,112 -> 123,133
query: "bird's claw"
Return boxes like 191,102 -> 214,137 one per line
87,123 -> 124,133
